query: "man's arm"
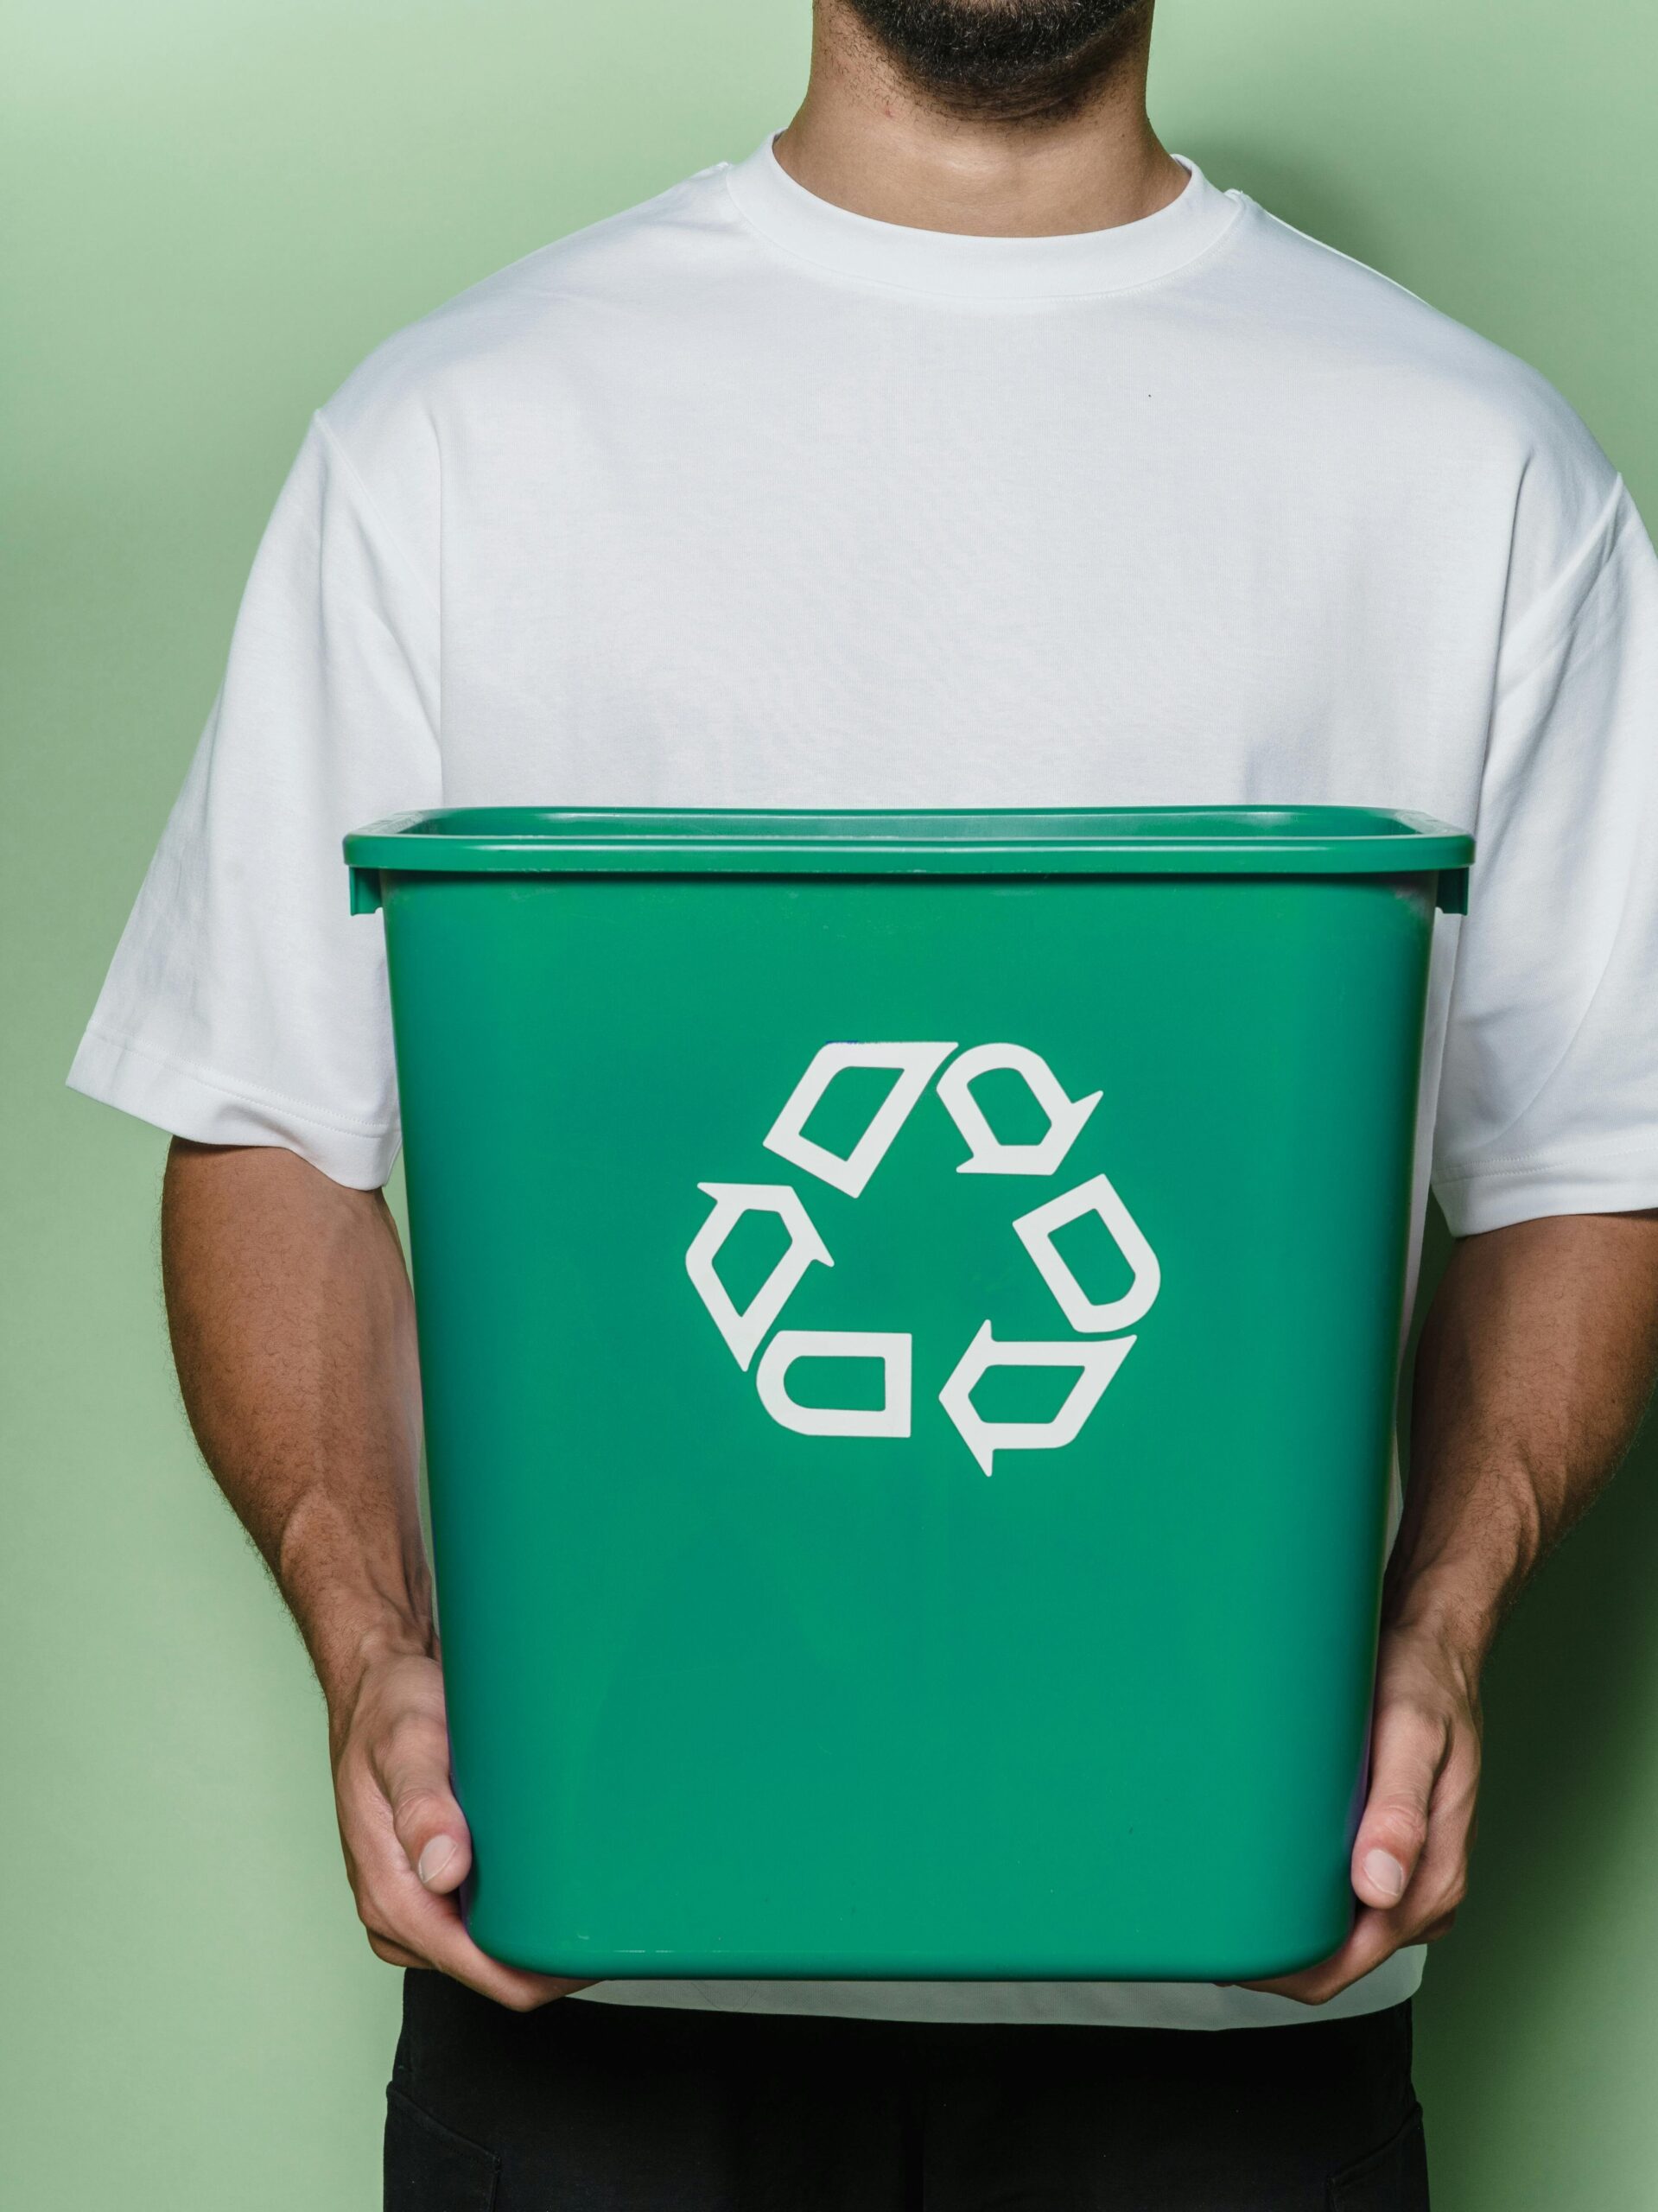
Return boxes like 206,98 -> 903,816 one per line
1253,1208 -> 1658,2004
161,1136 -> 577,2009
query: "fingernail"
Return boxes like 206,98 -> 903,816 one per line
417,1838 -> 456,1887
1363,1848 -> 1407,1902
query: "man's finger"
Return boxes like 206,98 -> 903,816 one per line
1241,1906 -> 1398,2005
397,1892 -> 584,2011
366,1932 -> 428,1969
372,1716 -> 474,1893
344,1778 -> 575,2009
412,1826 -> 472,1896
370,1858 -> 588,2008
1247,1724 -> 1477,2004
1350,1697 -> 1448,1909
354,1830 -> 577,2008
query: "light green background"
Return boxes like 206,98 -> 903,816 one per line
5,3 -> 1655,2204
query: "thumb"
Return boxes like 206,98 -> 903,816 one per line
1351,1696 -> 1445,1910
380,1732 -> 473,1897
413,1824 -> 471,1897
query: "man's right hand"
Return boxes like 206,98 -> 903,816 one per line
329,1646 -> 584,2010
160,1143 -> 584,2013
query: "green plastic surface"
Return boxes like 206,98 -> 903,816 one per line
354,806 -> 1464,1980
346,804 -> 1473,899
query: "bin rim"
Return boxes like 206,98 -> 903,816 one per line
345,804 -> 1473,882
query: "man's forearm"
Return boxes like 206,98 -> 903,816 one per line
160,1138 -> 432,1701
1253,1206 -> 1658,2003
159,1137 -> 569,2005
1387,1210 -> 1658,1667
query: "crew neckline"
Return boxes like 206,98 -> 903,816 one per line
722,134 -> 1243,302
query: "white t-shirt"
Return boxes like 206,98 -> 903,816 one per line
71,138 -> 1658,2030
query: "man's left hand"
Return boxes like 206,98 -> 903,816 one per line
1243,1612 -> 1482,2005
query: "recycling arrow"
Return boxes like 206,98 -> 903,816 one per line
684,1182 -> 832,1370
936,1044 -> 1102,1176
937,1323 -> 1137,1476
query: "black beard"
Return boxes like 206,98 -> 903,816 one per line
840,0 -> 1150,118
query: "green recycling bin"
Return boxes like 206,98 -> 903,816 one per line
344,804 -> 1471,1982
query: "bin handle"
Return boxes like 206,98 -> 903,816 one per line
1437,868 -> 1469,917
349,867 -> 383,916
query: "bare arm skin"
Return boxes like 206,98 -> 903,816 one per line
160,1137 -> 577,2010
1252,1208 -> 1658,2003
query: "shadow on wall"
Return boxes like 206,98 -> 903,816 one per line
1401,1212 -> 1658,2199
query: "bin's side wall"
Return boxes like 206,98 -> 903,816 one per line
380,869 -> 1433,1980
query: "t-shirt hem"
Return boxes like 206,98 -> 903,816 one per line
567,1948 -> 1426,2031
67,1025 -> 398,1190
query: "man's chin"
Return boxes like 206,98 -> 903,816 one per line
839,0 -> 1150,110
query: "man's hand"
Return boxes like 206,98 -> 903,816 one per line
1248,1209 -> 1658,2006
330,1648 -> 581,2010
161,1140 -> 582,2010
1246,1614 -> 1480,2004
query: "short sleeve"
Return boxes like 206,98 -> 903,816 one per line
1433,480 -> 1658,1234
67,413 -> 441,1187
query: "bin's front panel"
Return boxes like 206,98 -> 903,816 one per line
383,868 -> 1433,1981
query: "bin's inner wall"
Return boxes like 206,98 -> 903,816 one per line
382,868 -> 1434,1980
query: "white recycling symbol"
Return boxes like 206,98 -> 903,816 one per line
685,1043 -> 1159,1475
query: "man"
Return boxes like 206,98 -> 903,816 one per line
70,0 -> 1658,2204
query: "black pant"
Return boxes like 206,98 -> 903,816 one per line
387,1976 -> 1428,2211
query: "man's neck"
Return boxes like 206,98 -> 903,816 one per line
773,0 -> 1185,238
